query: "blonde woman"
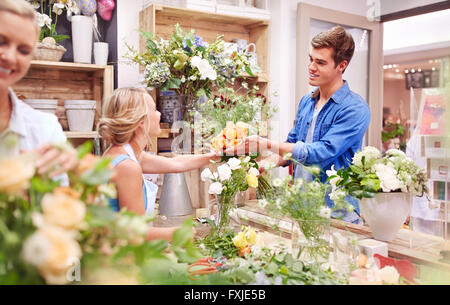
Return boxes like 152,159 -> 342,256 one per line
98,88 -> 219,225
0,0 -> 78,178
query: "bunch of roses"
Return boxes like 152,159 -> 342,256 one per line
210,121 -> 249,152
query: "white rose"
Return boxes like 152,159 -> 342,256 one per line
190,56 -> 202,67
227,158 -> 241,170
248,167 -> 260,177
373,163 -> 402,192
217,164 -> 232,181
208,182 -> 224,195
385,149 -> 406,158
243,156 -> 251,164
201,168 -> 214,182
379,266 -> 400,284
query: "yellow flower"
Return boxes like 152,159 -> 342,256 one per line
0,153 -> 36,195
233,231 -> 248,249
211,136 -> 225,151
224,126 -> 237,140
244,227 -> 258,245
246,173 -> 258,188
22,225 -> 82,285
41,192 -> 86,230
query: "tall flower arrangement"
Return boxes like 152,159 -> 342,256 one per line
125,24 -> 253,111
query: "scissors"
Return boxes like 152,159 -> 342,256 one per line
187,257 -> 223,280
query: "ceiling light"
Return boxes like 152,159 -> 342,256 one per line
395,69 -> 400,73
418,68 -> 422,72
411,68 -> 415,73
432,67 -> 436,71
405,69 -> 409,73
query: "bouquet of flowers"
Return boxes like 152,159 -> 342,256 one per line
126,24 -> 253,110
196,83 -> 276,145
326,146 -> 429,203
27,0 -> 80,43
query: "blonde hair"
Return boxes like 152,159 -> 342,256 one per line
0,0 -> 39,36
98,87 -> 151,146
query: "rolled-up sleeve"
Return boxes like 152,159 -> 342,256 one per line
292,140 -> 308,163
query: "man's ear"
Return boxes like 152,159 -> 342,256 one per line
338,60 -> 348,73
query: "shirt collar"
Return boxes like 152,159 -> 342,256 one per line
7,88 -> 27,137
311,80 -> 350,104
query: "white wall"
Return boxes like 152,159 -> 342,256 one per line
117,0 -> 144,88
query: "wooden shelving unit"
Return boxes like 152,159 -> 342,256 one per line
12,60 -> 114,153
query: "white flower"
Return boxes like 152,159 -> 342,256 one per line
373,163 -> 402,192
180,76 -> 186,83
191,56 -> 217,80
379,266 -> 400,284
353,146 -> 381,167
209,182 -> 224,195
273,178 -> 283,187
201,168 -> 214,182
329,189 -> 347,202
326,165 -> 342,191
29,1 -> 40,9
386,149 -> 406,158
217,164 -> 232,181
35,13 -> 52,29
248,167 -> 260,177
243,156 -> 251,164
227,158 -> 241,170
319,206 -> 331,219
53,2 -> 65,15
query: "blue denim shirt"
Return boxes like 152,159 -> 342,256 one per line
286,81 -> 371,215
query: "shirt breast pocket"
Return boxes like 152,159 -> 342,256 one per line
319,123 -> 331,138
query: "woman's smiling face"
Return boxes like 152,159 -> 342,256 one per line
0,11 -> 37,92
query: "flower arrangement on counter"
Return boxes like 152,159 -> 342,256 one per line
27,0 -> 80,43
201,155 -> 262,235
125,24 -> 253,111
326,146 -> 429,203
258,154 -> 353,262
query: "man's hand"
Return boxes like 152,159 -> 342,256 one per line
34,143 -> 78,177
223,135 -> 261,156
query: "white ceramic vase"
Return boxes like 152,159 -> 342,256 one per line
71,15 -> 93,63
359,192 -> 411,242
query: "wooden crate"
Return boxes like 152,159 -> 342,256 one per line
12,60 -> 114,152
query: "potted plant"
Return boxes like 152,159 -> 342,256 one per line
327,146 -> 429,241
28,0 -> 80,61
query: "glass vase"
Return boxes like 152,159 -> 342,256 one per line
213,193 -> 238,234
290,218 -> 331,265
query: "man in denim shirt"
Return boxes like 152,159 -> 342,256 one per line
235,26 -> 371,223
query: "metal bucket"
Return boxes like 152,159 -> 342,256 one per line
159,173 -> 194,216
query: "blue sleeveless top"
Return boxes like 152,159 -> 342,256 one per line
108,154 -> 148,212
